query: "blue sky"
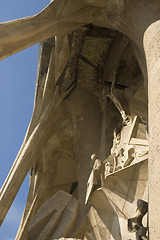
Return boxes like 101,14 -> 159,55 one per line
0,1 -> 49,239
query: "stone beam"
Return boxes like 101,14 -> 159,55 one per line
0,0 -> 96,60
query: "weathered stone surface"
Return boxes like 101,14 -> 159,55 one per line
1,0 -> 160,239
26,191 -> 78,240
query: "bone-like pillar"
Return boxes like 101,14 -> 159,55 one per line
0,0 -> 96,60
143,20 -> 160,239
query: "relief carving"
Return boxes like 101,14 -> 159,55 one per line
128,200 -> 148,240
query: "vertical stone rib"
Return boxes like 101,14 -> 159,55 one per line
144,20 -> 160,239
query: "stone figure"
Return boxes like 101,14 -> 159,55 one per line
85,154 -> 102,204
103,115 -> 148,177
0,0 -> 160,238
90,154 -> 102,190
128,200 -> 148,240
104,161 -> 113,176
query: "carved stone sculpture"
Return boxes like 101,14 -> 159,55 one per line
85,154 -> 102,204
128,200 -> 148,240
0,0 -> 160,239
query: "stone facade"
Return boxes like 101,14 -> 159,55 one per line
0,0 -> 160,239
